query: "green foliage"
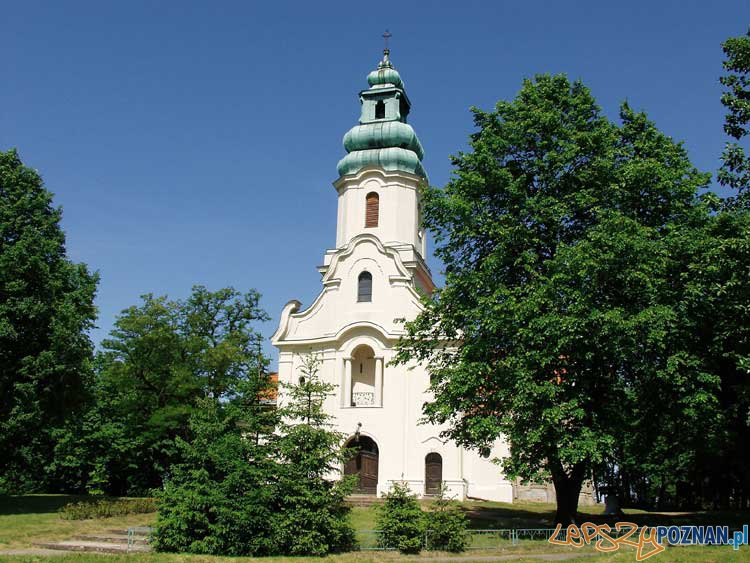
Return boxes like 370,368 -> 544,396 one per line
59,497 -> 156,520
713,36 -> 750,508
673,209 -> 750,508
376,482 -> 425,554
719,30 -> 750,202
424,486 -> 468,552
152,395 -> 278,556
395,74 -> 717,521
153,353 -> 354,557
0,148 -> 98,493
54,286 -> 269,496
272,354 -> 356,556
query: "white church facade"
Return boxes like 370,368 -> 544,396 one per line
272,48 -> 513,502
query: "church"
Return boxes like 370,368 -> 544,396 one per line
272,47 -> 513,502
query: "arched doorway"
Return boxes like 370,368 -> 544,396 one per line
344,435 -> 379,495
425,453 -> 443,495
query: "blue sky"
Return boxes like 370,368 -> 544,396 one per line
1,1 -> 746,366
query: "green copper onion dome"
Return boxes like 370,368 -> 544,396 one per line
367,50 -> 403,88
343,122 -> 424,160
337,49 -> 426,179
367,67 -> 402,88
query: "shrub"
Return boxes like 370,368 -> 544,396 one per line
60,497 -> 156,520
154,357 -> 355,557
270,355 -> 356,555
151,399 -> 278,556
424,485 -> 468,552
376,482 -> 425,554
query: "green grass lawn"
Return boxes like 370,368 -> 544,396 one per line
2,546 -> 749,562
0,495 -> 155,551
0,495 -> 747,562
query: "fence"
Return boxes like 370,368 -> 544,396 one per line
356,527 -> 591,551
133,525 -> 647,552
127,526 -> 153,552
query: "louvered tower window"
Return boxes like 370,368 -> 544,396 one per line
358,271 -> 372,302
365,192 -> 379,228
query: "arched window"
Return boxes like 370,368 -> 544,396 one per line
375,100 -> 385,119
358,271 -> 372,302
365,192 -> 379,228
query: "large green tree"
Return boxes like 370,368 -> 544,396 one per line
595,28 -> 750,511
153,388 -> 279,556
54,286 -> 268,495
690,29 -> 750,508
395,75 -> 717,523
679,208 -> 750,508
0,149 -> 98,492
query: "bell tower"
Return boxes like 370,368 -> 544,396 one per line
332,47 -> 431,289
273,42 -> 513,503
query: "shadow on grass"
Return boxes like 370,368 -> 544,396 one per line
463,501 -> 750,530
464,503 -> 560,529
586,509 -> 750,528
0,495 -> 83,516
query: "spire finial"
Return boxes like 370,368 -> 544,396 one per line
379,30 -> 393,68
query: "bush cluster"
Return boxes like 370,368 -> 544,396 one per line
376,482 -> 425,553
425,488 -> 468,552
152,357 -> 356,557
376,483 -> 468,554
59,497 -> 156,520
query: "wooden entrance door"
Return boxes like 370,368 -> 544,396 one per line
344,436 -> 379,495
359,451 -> 378,494
425,453 -> 443,495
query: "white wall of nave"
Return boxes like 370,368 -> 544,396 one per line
276,336 -> 513,502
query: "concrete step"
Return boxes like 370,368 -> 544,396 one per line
346,495 -> 384,507
33,540 -> 150,554
72,534 -> 148,545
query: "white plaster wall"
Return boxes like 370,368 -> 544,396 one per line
463,442 -> 514,502
274,166 -> 513,503
278,339 -> 512,502
335,169 -> 423,252
278,237 -> 422,344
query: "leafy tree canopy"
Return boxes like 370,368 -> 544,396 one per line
53,286 -> 268,495
152,394 -> 279,556
396,75 -> 717,523
0,148 -> 98,493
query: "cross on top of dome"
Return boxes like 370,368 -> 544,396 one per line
379,30 -> 393,69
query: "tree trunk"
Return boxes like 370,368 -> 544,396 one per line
551,460 -> 586,525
